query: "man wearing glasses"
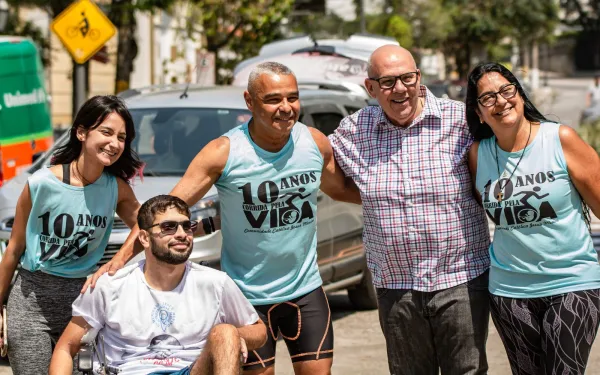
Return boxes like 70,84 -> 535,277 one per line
50,195 -> 266,375
328,44 -> 491,375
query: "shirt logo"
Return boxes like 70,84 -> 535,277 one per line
482,171 -> 558,229
152,303 -> 175,332
239,173 -> 317,233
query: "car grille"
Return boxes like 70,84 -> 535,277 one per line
98,243 -> 122,267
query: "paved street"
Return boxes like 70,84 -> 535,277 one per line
2,291 -> 599,374
534,76 -> 592,129
0,77 -> 597,375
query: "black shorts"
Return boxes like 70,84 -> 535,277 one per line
243,286 -> 334,370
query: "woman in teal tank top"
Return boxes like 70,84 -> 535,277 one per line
0,95 -> 143,374
465,62 -> 600,375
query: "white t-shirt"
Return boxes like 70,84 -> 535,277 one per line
589,84 -> 600,106
72,261 -> 259,375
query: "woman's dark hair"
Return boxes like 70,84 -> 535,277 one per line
466,62 -> 548,141
51,95 -> 142,180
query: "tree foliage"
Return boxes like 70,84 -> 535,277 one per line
560,0 -> 600,70
440,0 -> 558,78
183,0 -> 294,84
2,8 -> 51,65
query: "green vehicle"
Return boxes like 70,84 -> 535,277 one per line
0,36 -> 53,185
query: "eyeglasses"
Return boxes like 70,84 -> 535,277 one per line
145,220 -> 198,235
477,84 -> 518,107
368,71 -> 419,89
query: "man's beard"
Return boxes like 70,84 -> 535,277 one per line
149,237 -> 192,265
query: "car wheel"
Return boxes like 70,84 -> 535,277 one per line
347,267 -> 378,310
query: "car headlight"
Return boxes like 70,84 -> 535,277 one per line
190,195 -> 219,227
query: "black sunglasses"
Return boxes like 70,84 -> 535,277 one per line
145,220 -> 198,235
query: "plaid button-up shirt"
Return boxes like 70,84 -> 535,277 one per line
329,86 -> 490,291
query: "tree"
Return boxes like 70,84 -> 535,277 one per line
108,0 -> 177,93
560,0 -> 600,70
181,0 -> 294,84
379,0 -> 451,50
439,0 -> 558,79
2,9 -> 50,66
367,14 -> 413,49
7,0 -> 90,116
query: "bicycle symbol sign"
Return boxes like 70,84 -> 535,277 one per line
50,0 -> 116,64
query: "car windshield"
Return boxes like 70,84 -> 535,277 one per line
30,107 -> 252,176
130,108 -> 251,176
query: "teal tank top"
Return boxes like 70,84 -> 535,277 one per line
476,122 -> 600,298
216,121 -> 323,305
21,167 -> 118,278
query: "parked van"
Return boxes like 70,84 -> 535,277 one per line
0,36 -> 53,185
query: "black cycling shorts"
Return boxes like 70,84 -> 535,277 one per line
243,286 -> 334,370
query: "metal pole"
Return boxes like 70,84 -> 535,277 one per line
359,0 -> 366,33
73,63 -> 86,119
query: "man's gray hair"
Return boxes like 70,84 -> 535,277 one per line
247,62 -> 296,95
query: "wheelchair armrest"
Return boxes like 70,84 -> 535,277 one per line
78,343 -> 94,374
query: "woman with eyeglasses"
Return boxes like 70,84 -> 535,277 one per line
465,62 -> 600,374
0,95 -> 145,374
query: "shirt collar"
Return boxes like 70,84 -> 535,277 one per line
375,85 -> 443,127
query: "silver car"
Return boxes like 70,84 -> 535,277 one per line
0,84 -> 378,309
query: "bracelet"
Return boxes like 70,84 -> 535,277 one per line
201,218 -> 212,235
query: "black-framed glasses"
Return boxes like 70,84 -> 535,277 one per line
477,84 -> 518,107
145,220 -> 198,235
368,71 -> 419,89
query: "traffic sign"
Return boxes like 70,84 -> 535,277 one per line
50,0 -> 116,64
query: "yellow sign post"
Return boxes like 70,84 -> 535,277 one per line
50,0 -> 116,64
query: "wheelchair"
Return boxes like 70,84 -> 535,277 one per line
78,329 -> 121,375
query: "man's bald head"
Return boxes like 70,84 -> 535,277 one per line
367,45 -> 417,78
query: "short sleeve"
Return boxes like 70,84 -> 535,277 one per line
218,277 -> 258,327
71,276 -> 108,329
328,114 -> 360,179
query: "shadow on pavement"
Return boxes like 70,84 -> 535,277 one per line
327,291 -> 375,321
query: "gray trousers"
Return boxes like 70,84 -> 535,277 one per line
377,271 -> 490,375
7,269 -> 85,375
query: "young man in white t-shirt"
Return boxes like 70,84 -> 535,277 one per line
49,195 -> 266,375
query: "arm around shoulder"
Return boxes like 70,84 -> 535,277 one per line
309,127 -> 361,205
467,141 -> 482,205
559,125 -> 600,217
170,136 -> 230,206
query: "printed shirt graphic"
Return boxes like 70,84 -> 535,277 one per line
21,167 -> 118,278
476,122 -> 600,298
216,121 -> 324,305
72,261 -> 258,375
